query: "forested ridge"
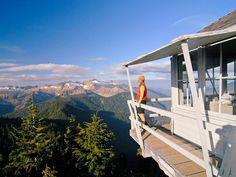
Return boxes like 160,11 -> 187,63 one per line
0,92 -> 167,177
1,102 -> 116,177
0,100 -> 167,177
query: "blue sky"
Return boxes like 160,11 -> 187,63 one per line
0,0 -> 235,85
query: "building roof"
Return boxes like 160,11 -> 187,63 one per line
199,10 -> 236,32
125,11 -> 236,67
125,25 -> 236,66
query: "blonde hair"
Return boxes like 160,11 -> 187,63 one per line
138,75 -> 145,81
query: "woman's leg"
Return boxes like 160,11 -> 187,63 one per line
138,113 -> 147,124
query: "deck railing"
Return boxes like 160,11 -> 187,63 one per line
127,99 -> 220,176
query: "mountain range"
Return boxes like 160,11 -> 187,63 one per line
0,79 -> 168,165
0,79 -> 127,97
0,79 -> 128,115
0,79 -> 167,117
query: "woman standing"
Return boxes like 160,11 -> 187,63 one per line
136,75 -> 148,125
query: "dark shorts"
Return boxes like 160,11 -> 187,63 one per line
137,100 -> 146,114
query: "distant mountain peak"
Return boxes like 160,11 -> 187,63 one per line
0,79 -> 128,99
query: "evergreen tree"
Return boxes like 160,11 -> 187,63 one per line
64,115 -> 79,155
0,135 -> 3,169
73,114 -> 115,177
42,165 -> 57,177
0,124 -> 16,177
4,102 -> 60,177
0,153 -> 3,171
63,115 -> 80,175
0,154 -> 3,177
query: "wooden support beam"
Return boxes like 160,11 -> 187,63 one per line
198,47 -> 206,104
177,57 -> 184,105
171,56 -> 179,107
222,44 -> 227,94
219,43 -> 223,113
181,41 -> 213,177
234,59 -> 236,99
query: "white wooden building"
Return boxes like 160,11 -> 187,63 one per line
125,10 -> 236,177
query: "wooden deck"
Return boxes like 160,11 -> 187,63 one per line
130,126 -> 219,177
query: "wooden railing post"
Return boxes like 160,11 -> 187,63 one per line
125,66 -> 144,149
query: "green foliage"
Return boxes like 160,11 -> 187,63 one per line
4,102 -> 60,177
64,115 -> 79,153
136,148 -> 142,156
63,115 -> 80,175
0,153 -> 2,177
42,165 -> 57,177
6,93 -> 131,122
0,92 -> 168,177
0,123 -> 16,177
73,114 -> 115,177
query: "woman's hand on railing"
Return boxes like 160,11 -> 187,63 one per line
151,98 -> 158,102
134,100 -> 141,107
150,97 -> 171,102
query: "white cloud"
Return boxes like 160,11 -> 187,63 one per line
0,44 -> 25,53
171,14 -> 209,29
0,63 -> 91,86
133,62 -> 170,74
88,57 -> 106,61
98,61 -> 171,81
0,63 -> 90,75
99,71 -> 105,75
0,63 -> 19,67
0,73 -> 86,86
172,15 -> 199,26
110,61 -> 170,76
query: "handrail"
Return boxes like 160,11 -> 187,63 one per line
127,100 -> 219,176
150,97 -> 171,102
128,100 -> 222,132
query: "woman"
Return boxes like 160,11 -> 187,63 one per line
136,75 -> 148,125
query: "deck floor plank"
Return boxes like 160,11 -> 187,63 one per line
164,153 -> 191,165
174,161 -> 205,176
187,171 -> 207,177
130,128 -> 207,177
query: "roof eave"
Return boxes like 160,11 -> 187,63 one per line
125,25 -> 236,67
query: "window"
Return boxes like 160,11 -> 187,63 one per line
205,39 -> 236,115
175,39 -> 236,115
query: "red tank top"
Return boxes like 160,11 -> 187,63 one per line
136,83 -> 147,101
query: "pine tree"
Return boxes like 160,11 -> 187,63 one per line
63,115 -> 80,175
0,153 -> 3,169
42,165 -> 57,177
64,115 -> 79,155
0,153 -> 3,177
0,124 -> 15,177
4,102 -> 60,177
73,114 -> 115,177
0,128 -> 3,170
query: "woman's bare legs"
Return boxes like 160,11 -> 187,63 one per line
138,113 -> 146,124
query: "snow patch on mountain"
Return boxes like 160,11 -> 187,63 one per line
0,79 -> 128,98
